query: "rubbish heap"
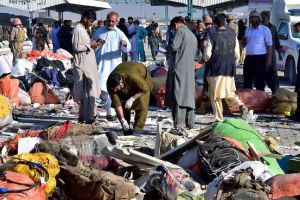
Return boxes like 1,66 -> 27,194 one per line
0,50 -> 299,199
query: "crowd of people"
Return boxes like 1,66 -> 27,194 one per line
2,8 -> 300,134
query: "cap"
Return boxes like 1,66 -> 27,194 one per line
249,11 -> 261,19
97,20 -> 104,26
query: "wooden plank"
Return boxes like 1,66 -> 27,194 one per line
158,125 -> 213,161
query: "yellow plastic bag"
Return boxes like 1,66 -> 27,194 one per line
11,152 -> 60,195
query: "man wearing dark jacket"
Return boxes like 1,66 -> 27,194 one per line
57,20 -> 74,54
117,18 -> 129,62
261,11 -> 282,95
203,14 -> 249,122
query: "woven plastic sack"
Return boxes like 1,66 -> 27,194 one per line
230,89 -> 271,113
12,153 -> 60,195
0,171 -> 46,200
267,173 -> 300,199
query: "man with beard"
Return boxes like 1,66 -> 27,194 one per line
72,9 -> 101,124
243,11 -> 273,91
166,16 -> 197,130
92,11 -> 131,121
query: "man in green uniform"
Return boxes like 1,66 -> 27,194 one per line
107,62 -> 153,135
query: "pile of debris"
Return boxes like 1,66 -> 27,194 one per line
0,112 -> 299,200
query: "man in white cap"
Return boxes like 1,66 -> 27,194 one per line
242,11 -> 273,91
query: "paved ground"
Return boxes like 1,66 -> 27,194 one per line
1,44 -> 299,158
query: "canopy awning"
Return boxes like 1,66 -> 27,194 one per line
0,0 -> 111,12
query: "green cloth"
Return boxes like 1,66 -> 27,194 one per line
214,118 -> 284,176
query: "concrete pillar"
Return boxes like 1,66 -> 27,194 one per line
165,5 -> 169,25
187,0 -> 193,18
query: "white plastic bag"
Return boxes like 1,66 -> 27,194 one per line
18,88 -> 31,106
11,59 -> 33,77
0,53 -> 13,76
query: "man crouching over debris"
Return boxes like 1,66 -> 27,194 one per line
107,62 -> 153,135
203,14 -> 249,122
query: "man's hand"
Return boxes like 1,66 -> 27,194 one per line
125,97 -> 135,109
121,40 -> 127,47
120,118 -> 129,131
266,60 -> 272,69
90,40 -> 101,48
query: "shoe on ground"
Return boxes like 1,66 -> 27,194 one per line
123,129 -> 133,136
239,105 -> 249,120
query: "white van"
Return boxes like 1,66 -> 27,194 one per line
271,0 -> 300,85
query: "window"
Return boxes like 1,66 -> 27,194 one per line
277,22 -> 289,40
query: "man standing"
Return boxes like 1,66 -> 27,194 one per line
10,18 -> 25,59
57,20 -> 74,54
92,11 -> 131,120
127,16 -> 138,61
72,9 -> 101,124
226,14 -> 238,35
117,18 -> 129,62
134,20 -> 148,62
261,11 -> 282,95
51,21 -> 61,53
243,11 -> 273,91
107,62 -> 153,135
33,22 -> 49,51
166,16 -> 197,129
203,14 -> 249,122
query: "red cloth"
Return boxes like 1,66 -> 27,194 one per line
52,120 -> 72,140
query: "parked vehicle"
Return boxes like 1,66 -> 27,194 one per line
271,0 -> 300,85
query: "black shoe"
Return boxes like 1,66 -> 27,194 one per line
123,129 -> 133,136
106,115 -> 117,121
287,115 -> 300,121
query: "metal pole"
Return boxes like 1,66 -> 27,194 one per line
187,0 -> 193,19
165,5 -> 168,25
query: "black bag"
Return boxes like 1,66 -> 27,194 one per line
198,134 -> 249,182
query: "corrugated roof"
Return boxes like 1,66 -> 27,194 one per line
0,0 -> 111,12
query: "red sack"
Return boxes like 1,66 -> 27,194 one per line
0,74 -> 11,97
10,78 -> 20,107
28,82 -> 59,105
29,82 -> 46,104
267,173 -> 300,199
0,171 -> 46,200
230,89 -> 271,113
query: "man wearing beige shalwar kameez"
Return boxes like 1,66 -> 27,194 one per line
203,14 -> 249,122
72,10 -> 101,123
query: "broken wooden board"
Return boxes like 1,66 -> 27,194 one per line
158,125 -> 213,161
102,146 -> 176,169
